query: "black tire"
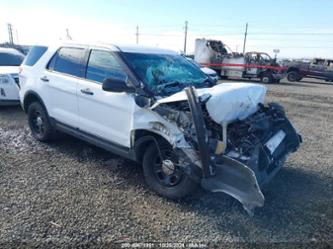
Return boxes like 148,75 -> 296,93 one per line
287,71 -> 301,82
142,143 -> 198,199
261,72 -> 273,83
27,102 -> 55,142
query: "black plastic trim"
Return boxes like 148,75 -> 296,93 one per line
0,99 -> 20,106
50,118 -> 136,161
185,86 -> 212,178
52,119 -> 136,161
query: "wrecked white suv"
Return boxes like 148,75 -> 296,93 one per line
19,43 -> 301,215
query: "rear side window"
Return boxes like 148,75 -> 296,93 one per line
47,47 -> 84,77
85,49 -> 127,83
23,46 -> 48,66
0,52 -> 24,66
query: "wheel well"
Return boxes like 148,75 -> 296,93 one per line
133,130 -> 170,163
287,67 -> 300,74
23,92 -> 46,114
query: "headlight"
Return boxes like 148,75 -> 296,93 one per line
0,74 -> 10,84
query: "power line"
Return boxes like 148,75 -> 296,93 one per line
248,32 -> 333,36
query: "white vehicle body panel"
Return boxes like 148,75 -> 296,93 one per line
200,67 -> 217,76
194,39 -> 216,64
77,78 -> 136,147
42,71 -> 80,128
0,66 -> 20,104
0,66 -> 20,75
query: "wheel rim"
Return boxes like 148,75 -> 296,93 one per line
31,110 -> 45,136
262,76 -> 270,83
153,149 -> 183,187
288,73 -> 296,81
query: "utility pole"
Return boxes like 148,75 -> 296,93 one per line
184,21 -> 188,54
7,23 -> 14,45
66,28 -> 72,40
136,25 -> 139,44
242,22 -> 248,54
15,29 -> 19,44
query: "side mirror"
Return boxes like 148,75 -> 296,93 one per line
102,77 -> 134,93
134,95 -> 151,108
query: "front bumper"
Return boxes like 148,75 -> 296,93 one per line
184,86 -> 301,215
204,121 -> 301,215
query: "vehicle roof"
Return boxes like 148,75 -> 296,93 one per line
52,42 -> 178,55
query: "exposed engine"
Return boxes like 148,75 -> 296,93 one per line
159,99 -> 298,187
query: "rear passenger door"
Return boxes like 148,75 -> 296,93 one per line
42,47 -> 85,128
77,48 -> 136,148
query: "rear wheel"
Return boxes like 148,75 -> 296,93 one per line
287,71 -> 301,82
142,143 -> 198,199
27,102 -> 55,142
261,72 -> 273,83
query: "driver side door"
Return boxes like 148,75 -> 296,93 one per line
77,48 -> 136,148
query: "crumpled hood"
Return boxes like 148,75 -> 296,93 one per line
153,83 -> 267,124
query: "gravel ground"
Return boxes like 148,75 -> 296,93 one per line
0,78 -> 332,248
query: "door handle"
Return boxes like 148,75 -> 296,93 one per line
40,76 -> 49,82
80,88 -> 94,95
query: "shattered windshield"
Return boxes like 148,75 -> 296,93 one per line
121,52 -> 211,96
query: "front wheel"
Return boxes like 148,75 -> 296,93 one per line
287,71 -> 301,82
27,102 -> 55,142
142,143 -> 198,199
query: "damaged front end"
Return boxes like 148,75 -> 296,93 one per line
151,84 -> 301,215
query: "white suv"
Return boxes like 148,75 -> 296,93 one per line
0,48 -> 24,105
20,43 -> 301,215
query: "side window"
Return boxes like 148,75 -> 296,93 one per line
23,46 -> 48,66
85,50 -> 127,83
47,47 -> 84,77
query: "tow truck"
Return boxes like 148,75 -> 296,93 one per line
194,39 -> 286,83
